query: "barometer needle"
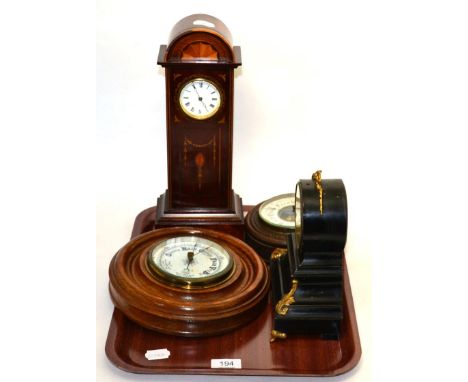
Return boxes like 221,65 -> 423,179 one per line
186,251 -> 195,270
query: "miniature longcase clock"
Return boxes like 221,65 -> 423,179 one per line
155,14 -> 244,238
270,171 -> 348,342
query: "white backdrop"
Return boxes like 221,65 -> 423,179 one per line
97,1 -> 468,381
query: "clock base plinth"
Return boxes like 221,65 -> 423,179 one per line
154,191 -> 245,240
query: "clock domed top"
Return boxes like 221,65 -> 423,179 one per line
160,14 -> 240,64
168,14 -> 233,47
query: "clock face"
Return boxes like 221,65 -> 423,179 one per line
148,236 -> 233,287
179,78 -> 222,120
259,194 -> 295,229
295,185 -> 302,250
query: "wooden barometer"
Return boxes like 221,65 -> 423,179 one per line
245,193 -> 295,261
154,14 -> 244,238
109,227 -> 269,337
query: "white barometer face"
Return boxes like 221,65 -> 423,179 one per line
148,236 -> 233,287
179,78 -> 221,120
259,194 -> 295,229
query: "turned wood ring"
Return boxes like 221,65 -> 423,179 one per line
109,227 -> 270,337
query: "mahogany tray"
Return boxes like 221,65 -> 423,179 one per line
105,206 -> 361,376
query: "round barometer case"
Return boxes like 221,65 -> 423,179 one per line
245,194 -> 295,262
108,227 -> 269,337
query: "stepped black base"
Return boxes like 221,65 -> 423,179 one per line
270,235 -> 344,340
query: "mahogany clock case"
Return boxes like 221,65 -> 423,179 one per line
105,206 -> 362,377
154,15 -> 244,236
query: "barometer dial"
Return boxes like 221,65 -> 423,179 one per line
258,194 -> 295,229
148,236 -> 233,287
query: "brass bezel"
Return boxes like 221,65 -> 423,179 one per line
294,184 -> 303,252
146,235 -> 234,289
178,77 -> 222,120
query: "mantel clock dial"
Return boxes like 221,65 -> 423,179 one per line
179,78 -> 222,120
245,193 -> 295,262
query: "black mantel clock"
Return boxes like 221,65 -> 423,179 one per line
270,171 -> 348,342
154,14 -> 244,239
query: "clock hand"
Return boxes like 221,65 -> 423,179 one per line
192,83 -> 209,112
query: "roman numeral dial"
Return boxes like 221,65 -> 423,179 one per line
179,78 -> 222,120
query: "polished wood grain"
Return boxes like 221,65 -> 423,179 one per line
154,15 -> 245,236
109,226 -> 269,337
168,14 -> 234,51
105,206 -> 361,376
245,202 -> 293,261
155,192 -> 245,240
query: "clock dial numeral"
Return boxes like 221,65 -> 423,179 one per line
179,78 -> 221,120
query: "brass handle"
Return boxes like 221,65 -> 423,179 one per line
271,248 -> 287,261
275,279 -> 298,316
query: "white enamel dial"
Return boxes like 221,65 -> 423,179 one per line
179,78 -> 221,120
148,236 -> 233,287
259,194 -> 295,229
